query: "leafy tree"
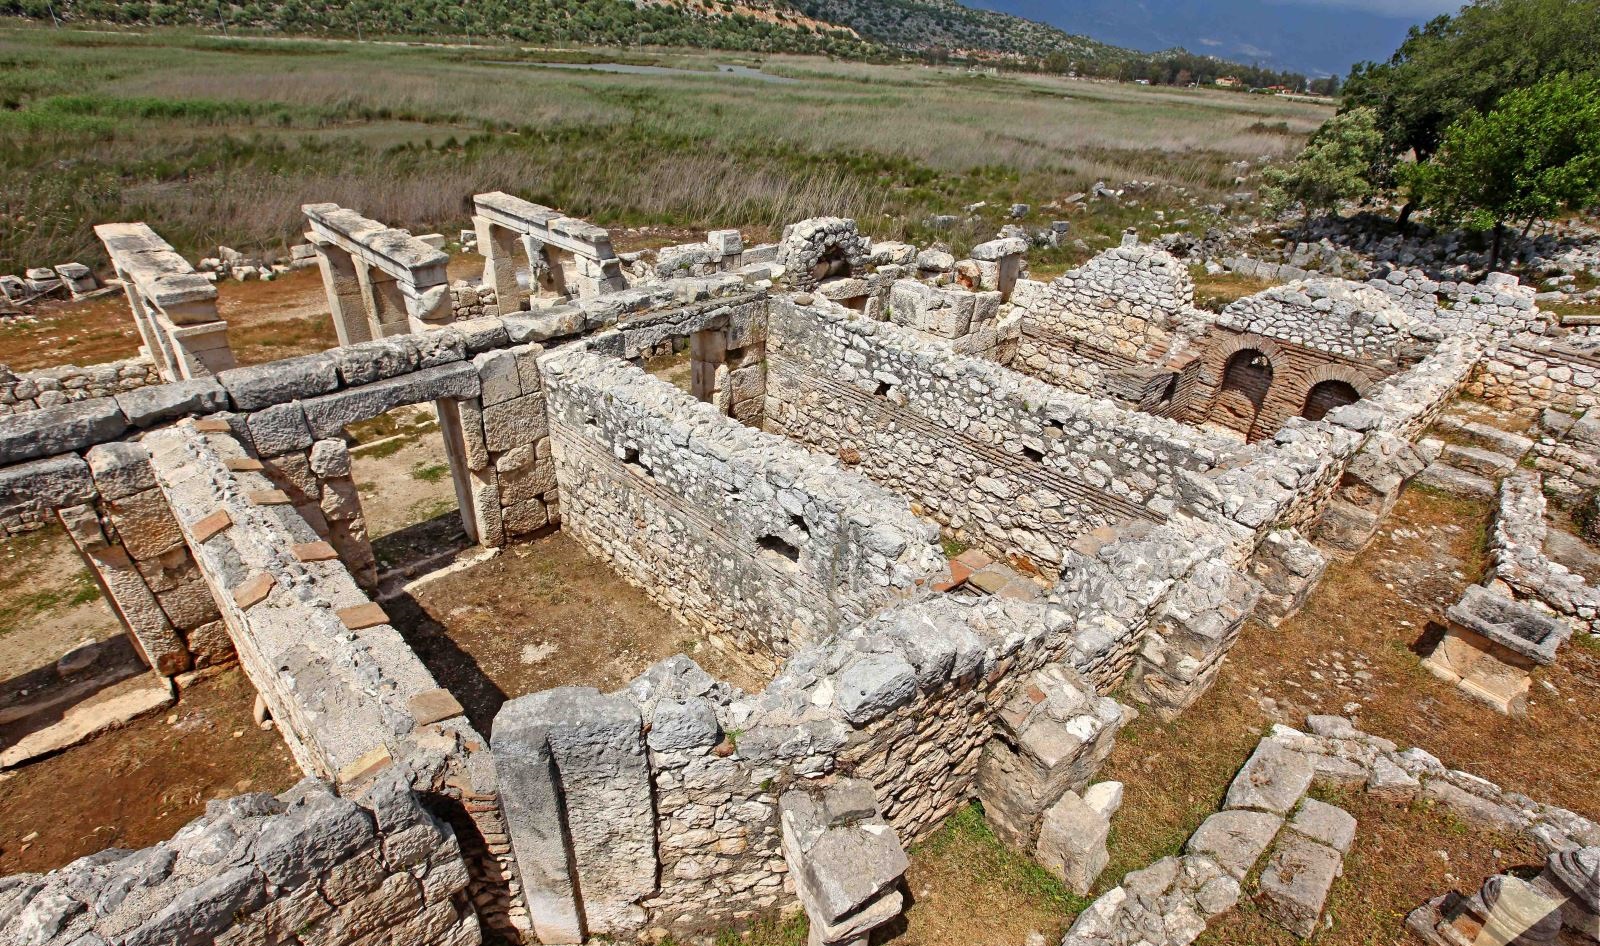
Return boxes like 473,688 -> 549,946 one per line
1342,0 -> 1600,225
1261,107 -> 1383,224
1401,73 -> 1600,269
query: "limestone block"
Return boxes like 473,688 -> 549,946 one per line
491,687 -> 655,940
1034,790 -> 1111,895
115,378 -> 228,428
86,441 -> 157,501
309,439 -> 353,478
105,486 -> 186,560
780,779 -> 908,932
482,393 -> 549,453
219,353 -> 339,411
1257,831 -> 1343,938
1289,799 -> 1356,854
247,401 -> 315,456
0,397 -> 127,464
1224,739 -> 1314,815
332,337 -> 420,387
300,362 -> 480,440
1186,809 -> 1283,880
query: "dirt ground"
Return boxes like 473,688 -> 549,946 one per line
390,530 -> 766,735
879,482 -> 1600,946
0,524 -> 121,681
0,667 -> 297,875
1094,483 -> 1600,945
345,411 -> 464,573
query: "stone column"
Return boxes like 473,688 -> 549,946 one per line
117,277 -> 179,382
313,241 -> 373,346
689,328 -> 727,408
491,687 -> 657,942
356,262 -> 410,339
475,215 -> 525,313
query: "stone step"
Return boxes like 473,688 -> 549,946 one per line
1434,417 -> 1534,460
1414,462 -> 1498,500
1440,443 -> 1518,478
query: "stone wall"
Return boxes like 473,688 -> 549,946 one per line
144,421 -> 524,936
1010,241 -> 1202,395
0,357 -> 160,416
1365,268 -> 1549,342
1215,279 -> 1440,364
1470,338 -> 1600,412
539,347 -> 948,670
1486,470 -> 1600,637
0,771 -> 481,946
764,296 -> 1239,568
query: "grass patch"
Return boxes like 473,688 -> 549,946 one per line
1191,267 -> 1274,312
0,568 -> 101,638
0,26 -> 1325,272
911,802 -> 1094,927
940,535 -> 972,558
411,462 -> 449,483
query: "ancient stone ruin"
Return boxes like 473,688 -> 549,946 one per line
2,198 -> 1598,946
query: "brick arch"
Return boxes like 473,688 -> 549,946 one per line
1301,363 -> 1375,398
1205,332 -> 1285,380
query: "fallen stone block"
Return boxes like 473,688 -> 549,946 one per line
1289,798 -> 1356,854
1186,809 -> 1283,880
1224,739 -> 1315,816
1035,789 -> 1111,895
780,779 -> 908,938
1257,831 -> 1344,938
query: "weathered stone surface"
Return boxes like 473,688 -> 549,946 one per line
1224,739 -> 1314,815
780,779 -> 908,929
114,379 -> 227,428
301,362 -> 479,440
1186,809 -> 1283,880
218,353 -> 339,411
0,398 -> 127,464
1257,832 -> 1343,938
1289,799 -> 1356,854
1035,789 -> 1111,895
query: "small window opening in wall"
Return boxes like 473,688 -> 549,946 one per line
1043,419 -> 1065,437
622,446 -> 652,478
758,534 -> 801,566
874,381 -> 893,397
1022,446 -> 1045,463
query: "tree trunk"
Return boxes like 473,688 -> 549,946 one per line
1396,200 -> 1416,231
1490,222 -> 1505,273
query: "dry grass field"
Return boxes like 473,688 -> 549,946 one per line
0,21 -> 1329,274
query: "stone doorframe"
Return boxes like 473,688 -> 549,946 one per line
303,203 -> 453,344
472,191 -> 627,314
94,223 -> 235,382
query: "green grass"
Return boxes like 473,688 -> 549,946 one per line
0,567 -> 101,638
0,23 -> 1326,272
917,803 -> 1096,916
411,462 -> 450,483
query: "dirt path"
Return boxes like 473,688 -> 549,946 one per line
0,667 -> 296,875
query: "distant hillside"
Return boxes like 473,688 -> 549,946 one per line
8,0 -> 874,56
790,0 -> 1128,62
9,0 -> 1307,82
973,0 -> 1444,76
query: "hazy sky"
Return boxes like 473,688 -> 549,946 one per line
1274,0 -> 1462,15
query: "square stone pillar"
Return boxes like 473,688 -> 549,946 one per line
356,262 -> 410,339
167,321 -> 237,378
113,271 -> 172,379
491,687 -> 657,942
313,240 -> 373,346
476,214 -> 526,313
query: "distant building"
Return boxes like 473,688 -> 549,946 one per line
1214,76 -> 1243,88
